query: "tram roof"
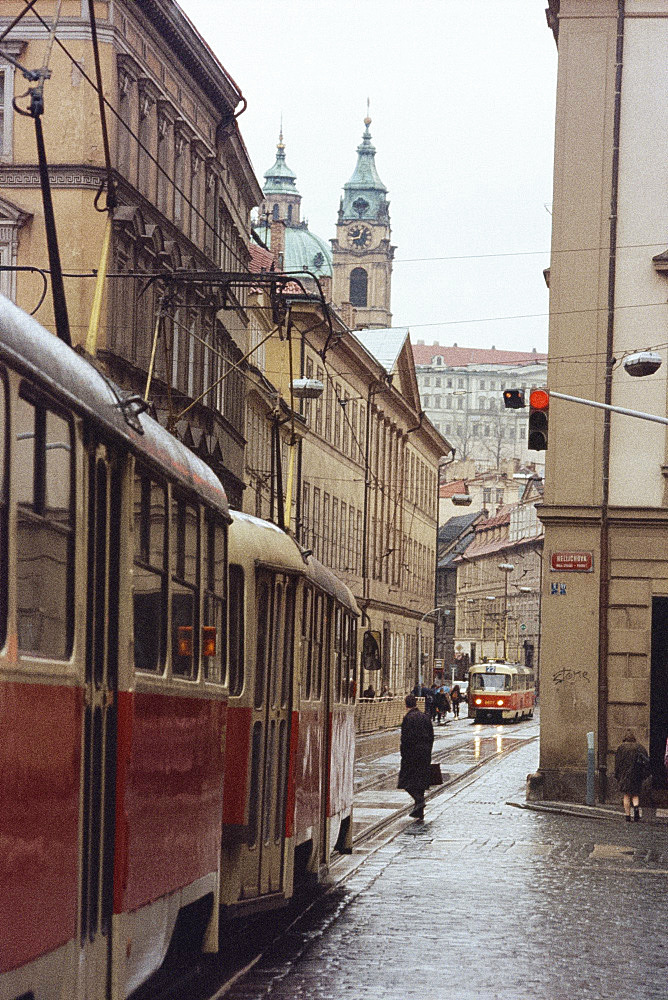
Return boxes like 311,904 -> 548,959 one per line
0,296 -> 229,519
229,511 -> 359,617
472,660 -> 533,674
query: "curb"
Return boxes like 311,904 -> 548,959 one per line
508,798 -> 668,826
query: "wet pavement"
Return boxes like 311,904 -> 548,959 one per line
222,734 -> 668,1000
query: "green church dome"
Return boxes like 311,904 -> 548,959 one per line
260,223 -> 332,278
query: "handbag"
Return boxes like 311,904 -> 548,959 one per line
429,762 -> 443,786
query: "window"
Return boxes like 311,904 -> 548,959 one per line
171,496 -> 199,679
349,267 -> 368,307
479,380 -> 486,389
272,203 -> 279,220
203,515 -> 226,683
174,132 -> 187,228
434,395 -> 441,409
16,394 -> 74,659
228,563 -> 244,695
447,379 -> 452,388
458,379 -> 464,388
133,471 -> 166,672
0,64 -> 14,160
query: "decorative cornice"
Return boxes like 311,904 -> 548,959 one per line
0,164 -> 106,188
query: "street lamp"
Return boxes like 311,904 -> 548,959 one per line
417,606 -> 450,690
498,562 -> 515,660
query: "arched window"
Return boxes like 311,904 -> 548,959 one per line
287,204 -> 293,223
350,267 -> 368,307
272,203 -> 279,220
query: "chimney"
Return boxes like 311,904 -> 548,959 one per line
270,219 -> 286,267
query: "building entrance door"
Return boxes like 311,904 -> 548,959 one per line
650,597 -> 668,788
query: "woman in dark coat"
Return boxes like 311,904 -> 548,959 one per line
614,729 -> 650,822
398,694 -> 434,820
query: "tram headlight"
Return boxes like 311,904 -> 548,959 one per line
497,699 -> 504,706
475,698 -> 482,705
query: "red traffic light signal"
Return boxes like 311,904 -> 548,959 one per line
528,389 -> 549,450
502,389 -> 525,409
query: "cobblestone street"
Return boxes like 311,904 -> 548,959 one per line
223,739 -> 668,1000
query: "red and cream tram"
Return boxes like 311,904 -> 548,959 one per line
468,660 -> 535,723
0,295 -> 358,1000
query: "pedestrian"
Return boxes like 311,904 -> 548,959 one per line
363,684 -> 375,699
450,684 -> 461,718
398,694 -> 434,821
434,686 -> 447,725
614,729 -> 650,822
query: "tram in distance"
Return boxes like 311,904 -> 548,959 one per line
0,295 -> 359,1000
468,660 -> 535,723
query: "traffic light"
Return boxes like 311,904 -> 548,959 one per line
528,388 -> 549,450
502,388 -> 525,409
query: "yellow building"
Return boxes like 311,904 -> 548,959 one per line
538,0 -> 668,803
0,0 -> 262,506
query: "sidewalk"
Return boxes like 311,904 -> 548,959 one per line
227,738 -> 668,1000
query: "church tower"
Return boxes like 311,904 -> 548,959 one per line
258,129 -> 302,231
331,114 -> 394,329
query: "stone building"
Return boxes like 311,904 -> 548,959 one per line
0,0 -> 262,507
412,342 -> 546,470
538,0 -> 668,803
263,301 -> 450,696
453,480 -> 543,671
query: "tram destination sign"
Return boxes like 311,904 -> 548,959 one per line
550,551 -> 593,572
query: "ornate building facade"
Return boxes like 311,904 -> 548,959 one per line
0,0 -> 262,506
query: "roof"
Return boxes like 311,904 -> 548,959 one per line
411,343 -> 547,367
259,223 -> 332,278
263,133 -> 300,196
340,117 -> 389,222
440,479 -> 468,498
354,327 -> 409,374
438,510 -> 480,546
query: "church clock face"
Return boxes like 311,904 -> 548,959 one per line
347,224 -> 372,249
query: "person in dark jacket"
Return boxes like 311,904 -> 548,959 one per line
450,684 -> 462,718
398,694 -> 434,820
614,729 -> 650,822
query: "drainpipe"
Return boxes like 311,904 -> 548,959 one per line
598,0 -> 625,802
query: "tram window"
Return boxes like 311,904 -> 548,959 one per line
171,497 -> 199,679
16,394 -> 73,659
343,613 -> 355,703
281,580 -> 295,708
203,516 -> 226,684
247,722 -> 262,847
133,472 -> 166,673
270,580 -> 284,709
334,605 -> 343,702
275,719 -> 289,843
228,563 -> 244,696
255,577 -> 270,707
312,592 -> 323,700
302,586 -> 313,699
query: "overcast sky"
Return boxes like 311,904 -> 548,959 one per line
179,0 -> 558,353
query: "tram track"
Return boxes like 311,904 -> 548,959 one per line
137,722 -> 538,1000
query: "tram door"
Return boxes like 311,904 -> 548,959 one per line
318,598 -> 334,866
243,570 -> 294,898
79,446 -> 121,997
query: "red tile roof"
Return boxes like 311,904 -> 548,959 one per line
440,479 -> 468,498
411,343 -> 547,367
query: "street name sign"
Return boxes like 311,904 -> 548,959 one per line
550,551 -> 593,572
